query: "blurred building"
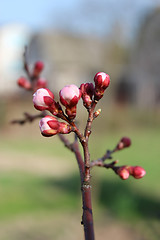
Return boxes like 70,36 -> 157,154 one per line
129,8 -> 160,109
28,31 -> 106,91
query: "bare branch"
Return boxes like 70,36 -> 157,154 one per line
11,111 -> 46,125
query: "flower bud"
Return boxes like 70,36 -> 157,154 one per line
33,88 -> 54,111
59,84 -> 81,108
94,72 -> 110,100
58,122 -> 72,134
116,166 -> 130,180
116,137 -> 131,150
128,166 -> 146,179
34,78 -> 47,90
17,77 -> 31,90
33,61 -> 44,77
94,72 -> 110,89
80,83 -> 94,108
39,116 -> 59,137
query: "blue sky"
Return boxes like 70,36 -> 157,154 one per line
0,0 -> 159,39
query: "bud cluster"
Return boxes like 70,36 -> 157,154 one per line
31,71 -> 145,182
32,71 -> 110,137
16,59 -> 146,182
33,86 -> 81,135
17,60 -> 47,92
116,165 -> 146,180
80,72 -> 111,109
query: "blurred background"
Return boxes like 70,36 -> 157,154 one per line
0,0 -> 160,239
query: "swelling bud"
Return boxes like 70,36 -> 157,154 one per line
80,83 -> 94,108
94,72 -> 110,100
116,166 -> 130,180
39,116 -> 72,137
33,61 -> 44,77
117,137 -> 131,150
39,116 -> 59,137
59,84 -> 81,119
17,77 -> 31,90
129,166 -> 146,179
34,78 -> 47,90
33,88 -> 54,111
59,84 -> 81,107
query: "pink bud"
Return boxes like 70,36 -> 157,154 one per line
59,84 -> 81,108
33,61 -> 44,77
94,72 -> 110,100
117,166 -> 130,180
33,88 -> 54,111
80,83 -> 94,108
17,77 -> 31,90
34,78 -> 47,90
129,166 -> 146,179
39,116 -> 59,137
94,72 -> 110,89
117,137 -> 131,150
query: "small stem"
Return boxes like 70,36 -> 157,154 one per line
80,101 -> 97,240
23,46 -> 32,80
91,160 -> 118,169
72,139 -> 84,185
75,139 -> 95,240
11,111 -> 46,125
84,101 -> 97,140
90,148 -> 117,167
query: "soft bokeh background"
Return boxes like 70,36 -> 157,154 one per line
0,0 -> 160,239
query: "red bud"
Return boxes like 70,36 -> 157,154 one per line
128,166 -> 146,179
17,77 -> 31,90
33,61 -> 44,77
117,166 -> 130,180
117,137 -> 131,150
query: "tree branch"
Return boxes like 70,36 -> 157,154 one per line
11,112 -> 46,125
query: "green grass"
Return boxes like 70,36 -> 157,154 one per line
0,126 -> 160,220
0,172 -> 81,220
